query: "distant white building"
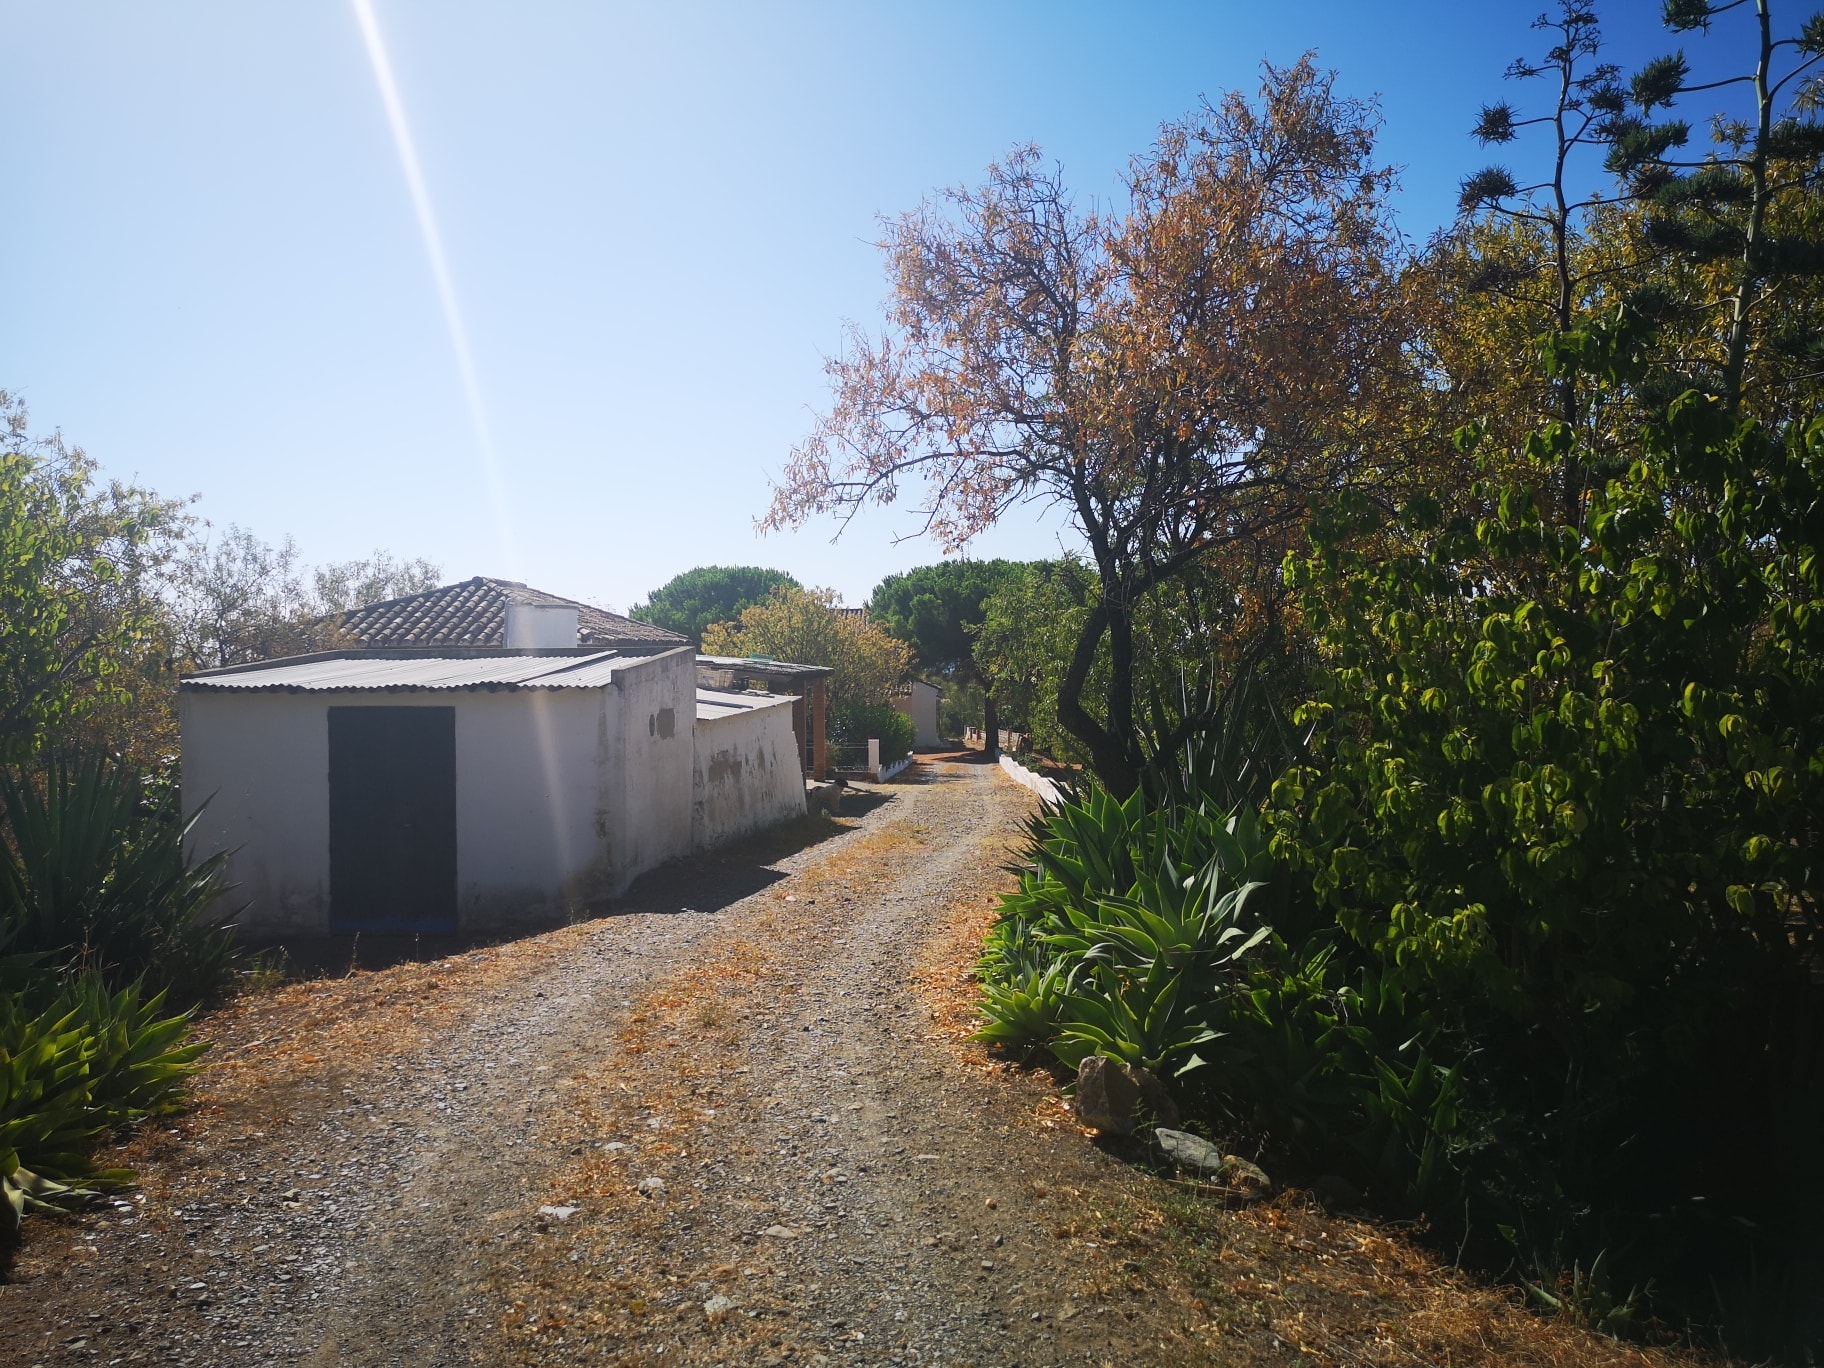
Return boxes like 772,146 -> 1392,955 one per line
180,579 -> 812,936
892,679 -> 944,750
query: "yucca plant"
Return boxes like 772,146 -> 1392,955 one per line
0,754 -> 238,1004
1139,643 -> 1309,813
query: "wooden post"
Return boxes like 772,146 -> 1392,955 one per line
812,677 -> 828,781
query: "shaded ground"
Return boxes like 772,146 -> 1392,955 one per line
3,761 -> 1705,1368
240,791 -> 899,979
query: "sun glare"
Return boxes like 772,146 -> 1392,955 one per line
349,0 -> 517,569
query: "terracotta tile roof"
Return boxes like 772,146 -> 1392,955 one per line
334,577 -> 687,652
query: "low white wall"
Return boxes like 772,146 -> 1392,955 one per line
692,696 -> 806,850
999,753 -> 1062,806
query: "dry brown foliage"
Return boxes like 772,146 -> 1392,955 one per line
765,58 -> 1415,791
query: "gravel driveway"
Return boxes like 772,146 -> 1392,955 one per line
4,759 -> 1209,1368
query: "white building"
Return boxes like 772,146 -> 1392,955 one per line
892,679 -> 944,750
180,581 -> 810,936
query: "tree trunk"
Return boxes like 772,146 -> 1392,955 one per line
1056,596 -> 1142,798
982,691 -> 999,760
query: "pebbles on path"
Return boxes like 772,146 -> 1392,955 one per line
2,761 -> 1206,1367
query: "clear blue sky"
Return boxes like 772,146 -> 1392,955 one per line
0,2 -> 1724,611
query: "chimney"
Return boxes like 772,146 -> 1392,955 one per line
504,602 -> 580,649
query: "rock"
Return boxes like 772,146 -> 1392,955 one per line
1154,1128 -> 1271,1198
1074,1055 -> 1180,1134
1217,1156 -> 1273,1200
1152,1128 -> 1224,1176
703,1294 -> 735,1323
536,1204 -> 579,1221
1074,1055 -> 1137,1134
1129,1065 -> 1182,1129
761,1224 -> 798,1240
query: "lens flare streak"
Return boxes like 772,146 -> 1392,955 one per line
349,0 -> 516,567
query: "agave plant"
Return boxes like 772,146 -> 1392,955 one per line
973,963 -> 1070,1056
1046,860 -> 1270,1075
0,976 -> 204,1233
976,768 -> 1482,1216
975,778 -> 1274,1077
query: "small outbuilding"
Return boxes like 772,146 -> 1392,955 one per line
695,655 -> 832,780
892,679 -> 944,750
181,643 -> 805,936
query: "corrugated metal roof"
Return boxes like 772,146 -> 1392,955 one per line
695,654 -> 832,679
182,652 -> 634,693
696,688 -> 798,721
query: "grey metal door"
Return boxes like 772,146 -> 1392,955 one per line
328,706 -> 457,931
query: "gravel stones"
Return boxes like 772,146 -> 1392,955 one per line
5,760 -> 1207,1366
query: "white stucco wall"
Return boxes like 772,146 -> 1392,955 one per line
179,689 -> 332,935
692,696 -> 806,850
449,686 -> 616,926
181,647 -> 699,935
597,647 -> 698,895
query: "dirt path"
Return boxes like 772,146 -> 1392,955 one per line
3,760 -> 1693,1368
4,760 -> 1177,1367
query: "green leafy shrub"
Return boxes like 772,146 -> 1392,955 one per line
0,975 -> 203,1233
0,754 -> 227,1239
978,325 -> 1824,1351
1265,319 -> 1824,1353
0,754 -> 237,1005
829,701 -> 916,765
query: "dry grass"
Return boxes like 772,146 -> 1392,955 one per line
194,932 -> 584,1102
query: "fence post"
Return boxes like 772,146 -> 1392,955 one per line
867,737 -> 881,780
